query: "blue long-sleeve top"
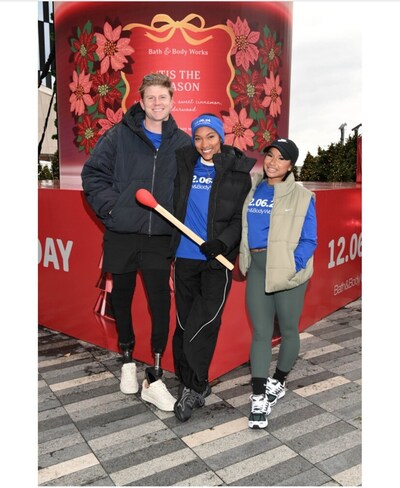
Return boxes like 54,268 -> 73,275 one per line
247,181 -> 317,272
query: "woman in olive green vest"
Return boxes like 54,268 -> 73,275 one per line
239,138 -> 317,429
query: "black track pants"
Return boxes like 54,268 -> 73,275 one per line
173,258 -> 232,393
111,268 -> 171,353
106,233 -> 172,354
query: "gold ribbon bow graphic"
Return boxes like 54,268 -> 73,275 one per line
144,14 -> 214,45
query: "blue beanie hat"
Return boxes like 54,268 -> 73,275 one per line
191,114 -> 225,143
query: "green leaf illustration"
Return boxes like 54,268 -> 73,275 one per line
87,102 -> 98,115
87,60 -> 96,74
116,78 -> 126,94
83,20 -> 92,34
70,38 -> 77,52
263,25 -> 271,38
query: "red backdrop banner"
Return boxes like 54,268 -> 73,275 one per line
54,1 -> 293,186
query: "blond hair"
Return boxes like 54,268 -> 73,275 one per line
138,73 -> 174,99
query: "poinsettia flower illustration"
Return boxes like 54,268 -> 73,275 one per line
223,107 -> 255,151
227,17 -> 260,71
231,69 -> 264,112
255,117 -> 278,152
72,30 -> 97,73
262,71 -> 282,118
69,70 -> 94,116
75,114 -> 100,154
259,34 -> 281,73
91,71 -> 122,114
98,108 -> 123,135
95,22 -> 134,74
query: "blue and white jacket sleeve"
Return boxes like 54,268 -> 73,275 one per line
294,198 -> 317,272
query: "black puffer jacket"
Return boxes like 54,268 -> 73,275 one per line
81,103 -> 191,234
171,145 -> 256,263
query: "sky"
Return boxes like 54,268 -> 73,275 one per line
289,1 -> 362,166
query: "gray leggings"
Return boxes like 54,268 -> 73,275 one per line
246,250 -> 308,378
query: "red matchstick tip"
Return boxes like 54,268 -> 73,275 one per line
135,189 -> 158,209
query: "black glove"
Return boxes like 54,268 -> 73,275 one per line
200,239 -> 227,259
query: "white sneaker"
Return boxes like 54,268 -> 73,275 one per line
266,377 -> 286,406
248,394 -> 271,429
141,379 -> 176,411
120,363 -> 139,394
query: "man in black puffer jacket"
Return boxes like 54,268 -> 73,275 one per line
81,73 -> 191,412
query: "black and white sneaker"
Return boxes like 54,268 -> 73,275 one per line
266,377 -> 286,406
174,384 -> 211,422
248,394 -> 271,429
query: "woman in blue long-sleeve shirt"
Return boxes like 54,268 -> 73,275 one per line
239,138 -> 317,429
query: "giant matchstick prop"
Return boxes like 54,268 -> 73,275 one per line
136,189 -> 234,271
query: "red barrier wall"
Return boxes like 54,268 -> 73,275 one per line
38,183 -> 361,380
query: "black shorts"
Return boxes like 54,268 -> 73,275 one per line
102,229 -> 172,274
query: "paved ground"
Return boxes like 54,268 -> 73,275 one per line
38,299 -> 361,486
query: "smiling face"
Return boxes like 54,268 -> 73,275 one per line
193,126 -> 222,161
140,85 -> 173,129
263,146 -> 292,184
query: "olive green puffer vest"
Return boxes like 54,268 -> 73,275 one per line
239,172 -> 315,292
